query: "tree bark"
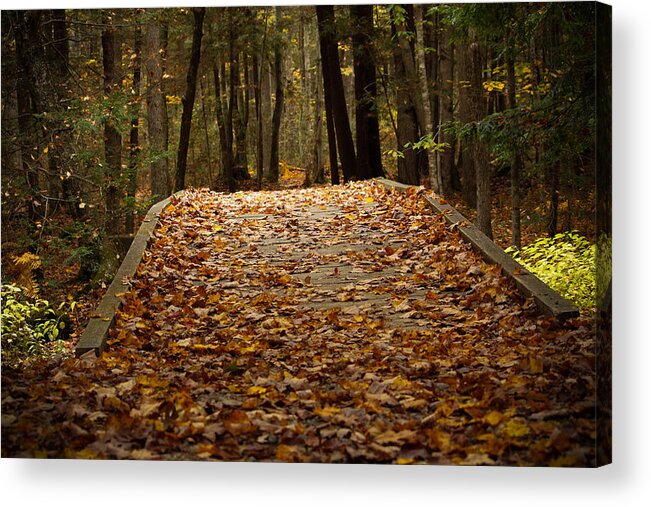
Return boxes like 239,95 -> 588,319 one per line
126,23 -> 142,235
174,7 -> 205,191
469,41 -> 493,239
438,17 -> 458,195
101,14 -> 122,236
199,78 -> 214,188
253,53 -> 263,189
457,43 -> 477,208
351,5 -> 383,180
233,53 -> 251,180
414,5 -> 441,191
316,25 -> 339,184
213,62 -> 235,192
316,5 -> 356,182
390,8 -> 419,185
506,54 -> 522,249
12,12 -> 42,222
261,57 -> 273,179
145,20 -> 170,198
268,6 -> 285,184
311,59 -> 325,185
547,161 -> 560,237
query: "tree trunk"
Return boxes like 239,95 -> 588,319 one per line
12,12 -> 42,222
261,58 -> 273,179
199,78 -> 214,189
233,53 -> 251,180
506,54 -> 522,249
213,62 -> 235,192
101,14 -> 122,236
126,23 -> 142,235
145,20 -> 170,198
457,43 -> 477,208
50,10 -> 69,84
316,25 -> 339,184
547,160 -> 560,237
253,53 -> 264,189
438,17 -> 458,195
390,8 -> 419,185
174,7 -> 205,191
268,7 -> 285,184
316,5 -> 356,182
351,5 -> 383,180
424,7 -> 439,139
469,41 -> 493,239
413,4 -> 440,192
311,60 -> 325,185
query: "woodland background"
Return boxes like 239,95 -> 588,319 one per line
1,3 -> 608,367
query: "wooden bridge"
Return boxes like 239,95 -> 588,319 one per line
33,179 -> 595,464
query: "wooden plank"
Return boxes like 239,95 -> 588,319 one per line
75,192 -> 183,356
375,178 -> 579,319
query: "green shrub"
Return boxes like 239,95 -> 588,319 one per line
506,232 -> 596,311
1,284 -> 73,365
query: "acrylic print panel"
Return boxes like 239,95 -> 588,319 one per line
1,2 -> 611,467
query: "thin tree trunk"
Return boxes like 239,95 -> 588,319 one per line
351,5 -> 383,180
438,17 -> 457,195
457,43 -> 477,208
414,4 -> 442,194
12,12 -> 42,223
268,6 -> 285,183
298,17 -> 307,167
213,62 -> 235,192
470,40 -> 492,239
424,8 -> 439,140
311,60 -> 325,185
101,14 -> 122,236
506,53 -> 522,249
145,20 -> 170,198
261,58 -> 273,179
316,5 -> 356,182
253,53 -> 263,189
199,78 -> 214,189
50,10 -> 69,83
174,7 -> 205,191
126,23 -> 142,235
390,7 -> 419,185
316,22 -> 339,184
233,52 -> 250,180
548,161 -> 560,237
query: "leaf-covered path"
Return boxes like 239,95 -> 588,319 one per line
2,182 -> 596,464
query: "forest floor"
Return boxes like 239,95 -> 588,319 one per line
2,180 -> 596,464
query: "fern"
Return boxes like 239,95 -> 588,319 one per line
10,253 -> 41,297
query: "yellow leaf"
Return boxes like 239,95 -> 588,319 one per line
503,418 -> 530,438
76,448 -> 99,459
484,411 -> 503,426
396,457 -> 415,465
529,354 -> 544,373
246,386 -> 267,396
314,405 -> 341,417
364,197 -> 375,203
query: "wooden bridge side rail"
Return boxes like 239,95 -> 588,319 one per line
75,192 -> 182,356
375,178 -> 579,320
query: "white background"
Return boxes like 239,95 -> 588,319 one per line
1,0 -> 649,505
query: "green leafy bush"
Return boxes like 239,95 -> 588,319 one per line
1,284 -> 73,365
506,232 -> 596,311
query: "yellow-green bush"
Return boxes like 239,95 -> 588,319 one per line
506,232 -> 597,311
1,284 -> 72,365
